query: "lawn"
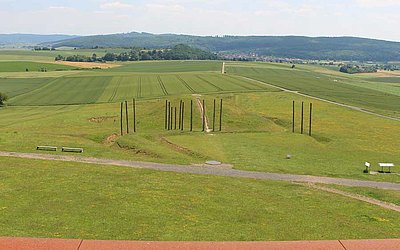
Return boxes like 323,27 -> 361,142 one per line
0,157 -> 399,241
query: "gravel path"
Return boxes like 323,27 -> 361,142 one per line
1,151 -> 399,191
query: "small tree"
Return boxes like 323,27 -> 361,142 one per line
0,92 -> 8,106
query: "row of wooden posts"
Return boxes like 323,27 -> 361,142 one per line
119,98 -> 224,135
165,99 -> 223,132
292,101 -> 313,136
120,99 -> 136,136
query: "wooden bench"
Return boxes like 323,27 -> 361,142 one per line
36,146 -> 57,151
379,163 -> 394,173
62,147 -> 84,153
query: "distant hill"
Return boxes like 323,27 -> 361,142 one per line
0,34 -> 79,45
49,32 -> 400,61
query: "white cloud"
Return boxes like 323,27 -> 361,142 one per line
100,1 -> 134,10
146,3 -> 185,12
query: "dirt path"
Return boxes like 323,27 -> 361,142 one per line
305,183 -> 400,212
1,151 -> 399,191
193,95 -> 211,132
236,75 -> 400,122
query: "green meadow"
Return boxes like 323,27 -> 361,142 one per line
0,157 -> 399,241
0,50 -> 399,240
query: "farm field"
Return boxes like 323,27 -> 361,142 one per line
0,61 -> 78,72
0,53 -> 399,240
227,62 -> 400,118
0,157 -> 399,241
6,72 -> 277,105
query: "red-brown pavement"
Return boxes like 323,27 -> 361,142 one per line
1,237 -> 400,250
0,237 -> 82,250
340,239 -> 400,250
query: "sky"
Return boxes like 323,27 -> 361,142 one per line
1,0 -> 400,41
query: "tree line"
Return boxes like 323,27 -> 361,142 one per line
55,44 -> 218,62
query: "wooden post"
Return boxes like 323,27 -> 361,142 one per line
190,100 -> 193,132
165,100 -> 168,130
219,99 -> 223,131
309,103 -> 313,136
301,101 -> 304,134
178,100 -> 182,130
181,102 -> 185,131
202,99 -> 205,132
133,98 -> 136,133
120,102 -> 123,136
292,101 -> 295,133
125,101 -> 129,134
174,107 -> 177,130
212,99 -> 216,132
169,105 -> 173,130
168,102 -> 171,130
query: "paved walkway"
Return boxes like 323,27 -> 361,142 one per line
1,237 -> 399,250
1,151 -> 399,191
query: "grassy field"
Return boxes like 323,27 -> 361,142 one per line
0,61 -> 78,72
0,92 -> 398,183
226,62 -> 400,118
6,73 -> 277,105
0,52 -> 399,240
1,157 -> 399,241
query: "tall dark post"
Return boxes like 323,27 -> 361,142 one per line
165,100 -> 168,130
190,100 -> 193,132
168,102 -> 171,130
120,102 -> 123,136
309,103 -> 313,136
292,101 -> 295,133
133,98 -> 136,133
212,99 -> 216,132
219,99 -> 223,131
178,100 -> 182,130
202,99 -> 205,132
174,107 -> 177,130
301,101 -> 304,134
181,102 -> 185,131
125,101 -> 129,134
169,106 -> 173,130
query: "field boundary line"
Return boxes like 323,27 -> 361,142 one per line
0,151 -> 399,191
305,183 -> 400,212
234,75 -> 400,122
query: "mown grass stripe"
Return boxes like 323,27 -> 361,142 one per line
195,75 -> 223,91
176,75 -> 195,93
157,75 -> 169,95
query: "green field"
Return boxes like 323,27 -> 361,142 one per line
6,72 -> 277,105
0,51 -> 399,240
0,61 -> 78,72
227,62 -> 400,118
1,157 -> 399,241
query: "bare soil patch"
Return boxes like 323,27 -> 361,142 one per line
89,116 -> 118,123
55,61 -> 121,69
